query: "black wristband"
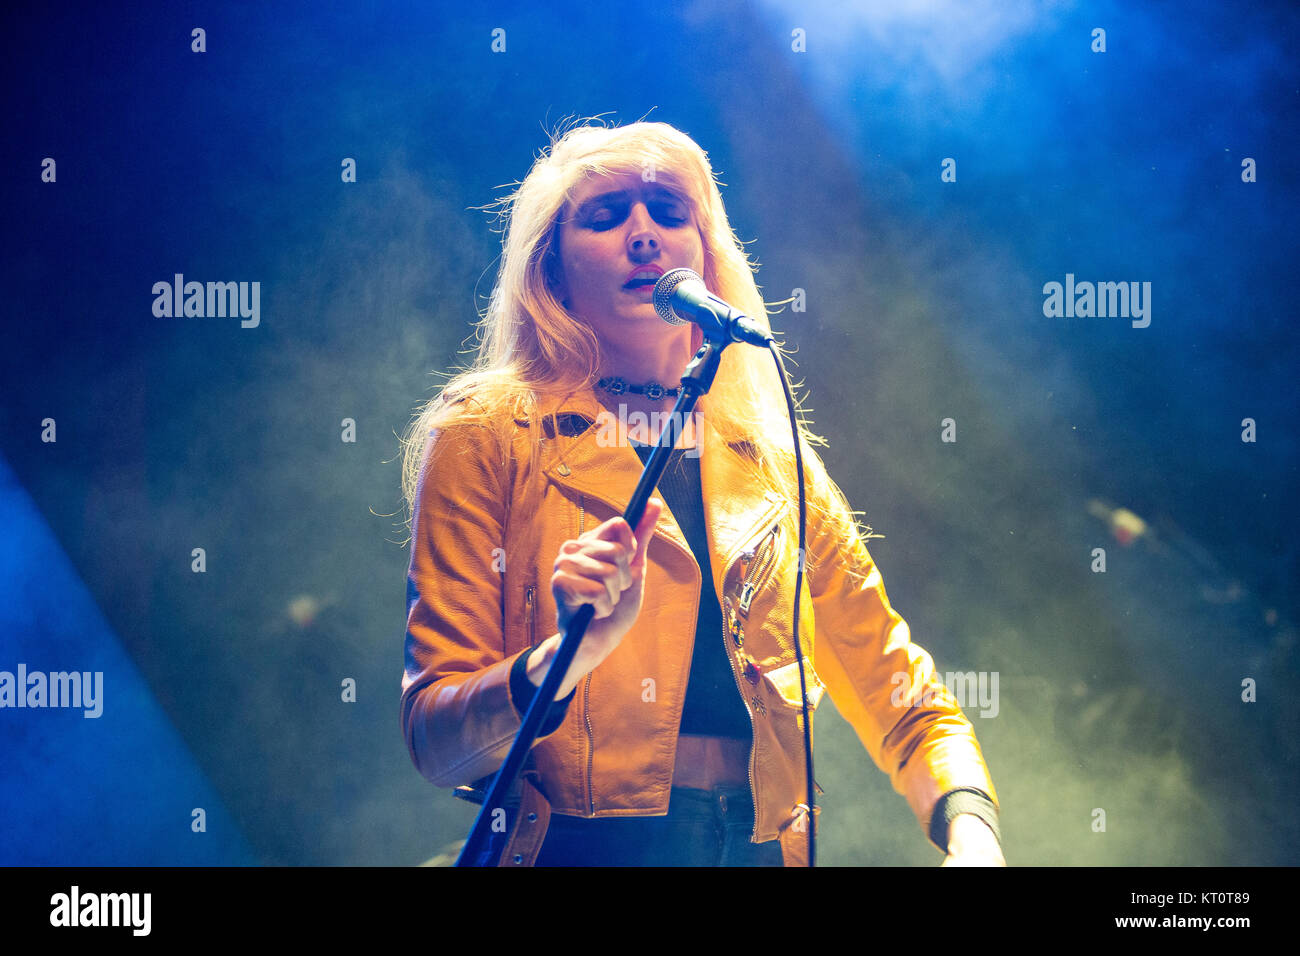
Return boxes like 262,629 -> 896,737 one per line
509,648 -> 577,737
930,788 -> 1001,854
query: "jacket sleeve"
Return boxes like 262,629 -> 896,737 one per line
400,418 -> 569,788
804,458 -> 999,849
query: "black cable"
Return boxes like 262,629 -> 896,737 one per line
768,342 -> 815,867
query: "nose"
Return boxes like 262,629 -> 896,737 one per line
625,202 -> 661,261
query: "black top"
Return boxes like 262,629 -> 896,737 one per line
630,437 -> 752,741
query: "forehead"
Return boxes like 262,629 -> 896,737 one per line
567,168 -> 692,206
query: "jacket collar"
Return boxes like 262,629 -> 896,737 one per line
514,386 -> 787,597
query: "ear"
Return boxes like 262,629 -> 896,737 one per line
545,246 -> 569,306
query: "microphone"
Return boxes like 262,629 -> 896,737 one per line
652,268 -> 773,347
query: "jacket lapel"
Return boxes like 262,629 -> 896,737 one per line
522,388 -> 788,599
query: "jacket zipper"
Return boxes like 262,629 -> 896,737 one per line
729,518 -> 781,839
716,500 -> 785,843
578,494 -> 596,815
722,596 -> 760,842
525,584 -> 537,647
737,522 -> 781,615
584,674 -> 595,815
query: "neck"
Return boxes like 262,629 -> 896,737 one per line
593,377 -> 698,450
592,323 -> 702,443
595,322 -> 700,393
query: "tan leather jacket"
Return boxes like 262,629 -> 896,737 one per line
401,387 -> 999,865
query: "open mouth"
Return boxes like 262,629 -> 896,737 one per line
623,266 -> 664,290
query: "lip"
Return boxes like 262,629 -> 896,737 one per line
623,264 -> 664,289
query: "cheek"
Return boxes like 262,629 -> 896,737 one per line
685,230 -> 707,273
560,236 -> 607,286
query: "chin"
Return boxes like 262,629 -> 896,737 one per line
618,303 -> 663,324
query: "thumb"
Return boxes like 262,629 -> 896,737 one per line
630,498 -> 663,567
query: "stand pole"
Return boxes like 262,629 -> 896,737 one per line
456,339 -> 728,866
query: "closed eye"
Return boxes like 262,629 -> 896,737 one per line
586,199 -> 691,231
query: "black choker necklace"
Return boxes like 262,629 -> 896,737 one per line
596,376 -> 680,401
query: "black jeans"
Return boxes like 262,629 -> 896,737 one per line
533,785 -> 784,867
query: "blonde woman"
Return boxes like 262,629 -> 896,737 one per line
399,119 -> 1003,866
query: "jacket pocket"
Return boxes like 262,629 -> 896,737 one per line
761,658 -> 826,711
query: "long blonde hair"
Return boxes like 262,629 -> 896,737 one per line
399,118 -> 873,572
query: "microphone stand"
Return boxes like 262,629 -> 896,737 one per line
456,337 -> 728,866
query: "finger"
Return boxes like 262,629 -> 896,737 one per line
551,571 -> 615,618
591,515 -> 636,550
553,550 -> 626,600
572,537 -> 632,567
559,535 -> 633,588
629,498 -> 663,568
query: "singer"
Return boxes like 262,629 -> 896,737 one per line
399,119 -> 1004,866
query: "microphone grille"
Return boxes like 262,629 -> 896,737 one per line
652,268 -> 700,325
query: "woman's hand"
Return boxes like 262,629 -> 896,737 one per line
526,498 -> 664,699
940,814 -> 1006,866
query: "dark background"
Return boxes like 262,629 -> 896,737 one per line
1,0 -> 1296,864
